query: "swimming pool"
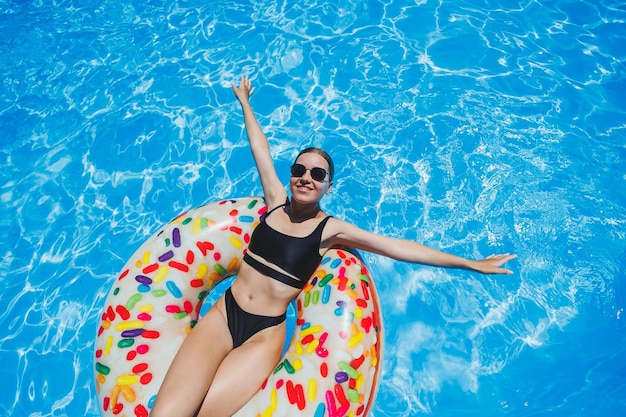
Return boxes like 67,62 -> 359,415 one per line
1,0 -> 625,416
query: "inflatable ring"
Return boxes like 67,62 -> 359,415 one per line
94,197 -> 383,417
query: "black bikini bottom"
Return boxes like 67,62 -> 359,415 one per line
224,287 -> 286,348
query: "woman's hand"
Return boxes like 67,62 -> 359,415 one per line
232,75 -> 256,104
469,253 -> 518,275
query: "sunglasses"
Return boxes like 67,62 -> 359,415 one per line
290,163 -> 329,183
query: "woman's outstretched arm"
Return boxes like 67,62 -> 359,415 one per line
232,76 -> 287,209
325,218 -> 517,275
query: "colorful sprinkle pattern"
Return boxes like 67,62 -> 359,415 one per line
94,197 -> 383,417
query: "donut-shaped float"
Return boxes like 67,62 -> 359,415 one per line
94,197 -> 383,417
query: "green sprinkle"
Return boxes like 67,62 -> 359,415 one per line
283,360 -> 295,374
181,217 -> 192,225
174,311 -> 187,320
318,274 -> 334,287
304,292 -> 311,308
338,361 -> 359,379
95,362 -> 110,376
213,264 -> 227,275
118,338 -> 135,348
151,289 -> 166,297
126,293 -> 142,310
312,291 -> 320,304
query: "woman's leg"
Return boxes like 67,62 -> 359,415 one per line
196,322 -> 287,417
149,298 -> 233,417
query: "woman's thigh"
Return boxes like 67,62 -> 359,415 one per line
150,298 -> 233,417
196,322 -> 286,417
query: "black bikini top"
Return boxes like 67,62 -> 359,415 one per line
243,202 -> 331,289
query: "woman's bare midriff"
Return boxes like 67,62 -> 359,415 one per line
229,260 -> 301,317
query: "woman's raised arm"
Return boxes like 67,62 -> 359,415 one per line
232,76 -> 287,209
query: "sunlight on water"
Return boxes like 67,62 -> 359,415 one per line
1,0 -> 625,416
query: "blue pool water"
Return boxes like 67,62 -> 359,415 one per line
1,0 -> 625,416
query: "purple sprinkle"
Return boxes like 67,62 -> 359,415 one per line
135,275 -> 152,285
172,228 -> 181,248
158,250 -> 174,262
335,372 -> 349,383
336,300 -> 347,307
121,329 -> 144,338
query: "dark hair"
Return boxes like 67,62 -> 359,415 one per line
295,147 -> 335,181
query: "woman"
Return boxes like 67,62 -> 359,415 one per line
149,76 -> 516,417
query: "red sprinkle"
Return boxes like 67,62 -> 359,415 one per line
229,209 -> 239,216
142,263 -> 159,274
213,252 -> 221,261
168,261 -> 189,272
183,301 -> 193,314
230,226 -> 242,234
186,250 -> 195,264
196,241 -> 215,256
126,350 -> 137,361
140,373 -> 153,385
136,344 -> 149,354
118,269 -> 130,281
132,363 -> 149,374
116,305 -> 131,320
165,305 -> 181,313
95,349 -> 102,358
134,404 -> 149,417
103,397 -> 110,411
141,330 -> 160,339
356,299 -> 368,308
190,279 -> 204,288
113,403 -> 123,414
320,363 -> 328,377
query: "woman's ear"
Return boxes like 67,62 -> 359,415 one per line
325,181 -> 333,195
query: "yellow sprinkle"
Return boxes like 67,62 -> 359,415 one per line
196,263 -> 208,279
354,308 -> 363,319
139,304 -> 153,313
293,358 -> 302,371
143,251 -> 151,265
227,257 -> 239,271
316,270 -> 326,278
110,385 -> 120,407
270,387 -> 278,410
193,218 -> 202,234
299,325 -> 323,338
97,373 -> 105,384
114,320 -> 145,331
120,385 -> 136,402
371,345 -> 378,367
229,236 -> 243,249
307,379 -> 317,401
306,339 -> 319,354
104,335 -> 113,356
262,405 -> 273,417
295,342 -> 303,356
345,289 -> 359,299
348,332 -> 364,348
116,375 -> 139,386
356,374 -> 365,389
134,260 -> 142,268
154,265 -> 168,283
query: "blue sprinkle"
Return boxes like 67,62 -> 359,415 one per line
137,284 -> 151,293
314,403 -> 326,417
148,395 -> 157,408
239,215 -> 254,223
330,258 -> 341,268
166,281 -> 182,298
334,307 -> 344,316
301,322 -> 311,330
321,257 -> 331,265
322,285 -> 331,304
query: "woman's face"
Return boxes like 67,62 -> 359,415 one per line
289,152 -> 332,204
